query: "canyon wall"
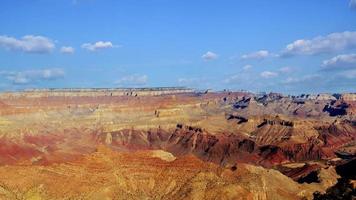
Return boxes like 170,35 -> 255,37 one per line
0,89 -> 354,199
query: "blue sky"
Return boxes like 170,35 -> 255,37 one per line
0,0 -> 356,94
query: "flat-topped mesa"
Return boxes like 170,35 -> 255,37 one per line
0,87 -> 194,98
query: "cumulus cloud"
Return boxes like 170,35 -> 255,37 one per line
241,50 -> 275,60
0,35 -> 55,54
60,46 -> 75,54
350,0 -> 356,8
260,71 -> 278,78
115,74 -> 148,86
282,31 -> 356,56
81,41 -> 115,51
322,53 -> 356,70
202,51 -> 218,61
0,68 -> 65,84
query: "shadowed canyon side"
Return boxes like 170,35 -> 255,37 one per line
0,88 -> 355,200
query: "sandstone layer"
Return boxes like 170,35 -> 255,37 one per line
0,89 -> 354,200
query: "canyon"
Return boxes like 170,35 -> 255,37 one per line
0,88 -> 354,200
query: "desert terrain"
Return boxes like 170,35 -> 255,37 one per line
0,88 -> 354,200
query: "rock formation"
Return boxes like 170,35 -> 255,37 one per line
0,88 -> 354,199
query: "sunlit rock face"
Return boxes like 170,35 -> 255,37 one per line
0,89 -> 354,200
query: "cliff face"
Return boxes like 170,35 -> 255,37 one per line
0,89 -> 354,199
92,121 -> 354,168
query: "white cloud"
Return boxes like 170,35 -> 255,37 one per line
0,35 -> 55,54
60,46 -> 75,54
282,31 -> 356,56
115,74 -> 148,86
1,68 -> 65,85
81,41 -> 115,51
243,64 -> 252,70
322,53 -> 356,70
202,51 -> 218,61
350,0 -> 356,8
260,71 -> 278,78
241,50 -> 274,60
